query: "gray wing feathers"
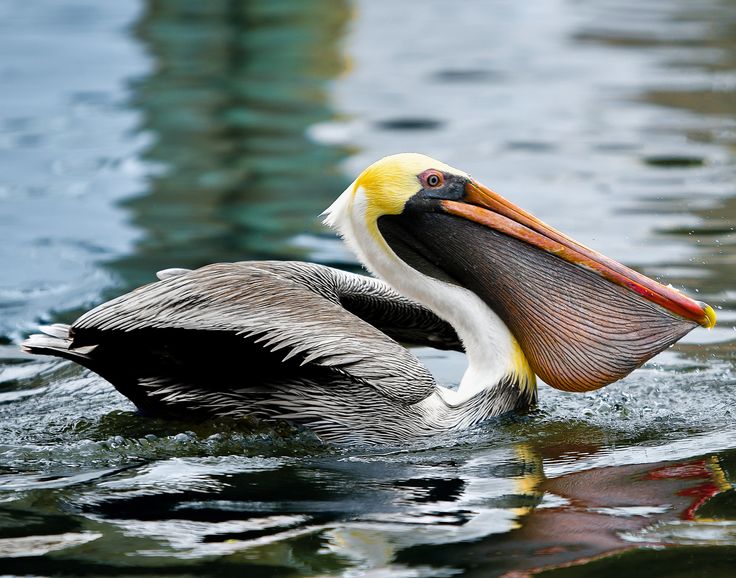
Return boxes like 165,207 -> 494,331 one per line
334,274 -> 461,350
21,323 -> 98,358
73,261 -> 439,404
156,268 -> 192,280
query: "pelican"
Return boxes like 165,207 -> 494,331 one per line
22,154 -> 715,444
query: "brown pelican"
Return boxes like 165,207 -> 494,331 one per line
22,154 -> 715,444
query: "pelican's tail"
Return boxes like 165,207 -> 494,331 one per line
21,324 -> 97,362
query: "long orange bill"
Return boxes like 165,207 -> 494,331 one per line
444,181 -> 714,328
422,180 -> 717,392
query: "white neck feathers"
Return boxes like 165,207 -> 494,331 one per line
324,185 -> 525,405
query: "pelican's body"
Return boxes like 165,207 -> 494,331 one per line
22,154 -> 714,444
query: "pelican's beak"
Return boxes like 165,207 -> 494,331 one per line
439,180 -> 715,391
379,178 -> 715,392
448,181 -> 715,328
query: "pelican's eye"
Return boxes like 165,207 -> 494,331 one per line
422,170 -> 444,188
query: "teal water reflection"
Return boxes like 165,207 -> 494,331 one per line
111,0 -> 351,289
1,0 -> 736,576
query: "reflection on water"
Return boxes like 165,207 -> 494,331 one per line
1,424 -> 733,576
109,0 -> 351,289
0,0 -> 148,336
1,0 -> 736,576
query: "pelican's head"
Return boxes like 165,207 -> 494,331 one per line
324,153 -> 715,393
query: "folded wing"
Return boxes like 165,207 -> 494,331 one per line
37,262 -> 460,418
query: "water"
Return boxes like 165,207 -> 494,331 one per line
1,0 -> 735,575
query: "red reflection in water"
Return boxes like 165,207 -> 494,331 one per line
499,454 -> 730,577
646,460 -> 723,521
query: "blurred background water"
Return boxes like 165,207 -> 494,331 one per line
1,0 -> 736,576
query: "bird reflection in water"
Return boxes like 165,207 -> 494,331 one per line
74,428 -> 734,577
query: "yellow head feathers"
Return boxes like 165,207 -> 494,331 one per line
322,153 -> 467,245
355,153 -> 467,221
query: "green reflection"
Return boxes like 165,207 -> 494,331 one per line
111,0 -> 351,289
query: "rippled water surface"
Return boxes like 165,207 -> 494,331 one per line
2,0 -> 736,575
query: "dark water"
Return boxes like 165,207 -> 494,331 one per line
2,0 -> 736,575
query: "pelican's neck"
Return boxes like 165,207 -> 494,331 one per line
326,186 -> 535,406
